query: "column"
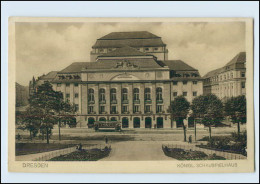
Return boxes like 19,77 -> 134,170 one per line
94,84 -> 99,114
81,84 -> 88,115
128,84 -> 133,114
105,84 -> 110,114
151,83 -> 156,114
117,83 -> 122,114
140,83 -> 145,114
140,117 -> 145,128
78,84 -> 82,114
69,83 -> 74,104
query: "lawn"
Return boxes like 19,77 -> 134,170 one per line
49,146 -> 111,161
162,146 -> 226,160
16,143 -> 76,156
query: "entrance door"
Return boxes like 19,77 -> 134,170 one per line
88,117 -> 95,128
133,117 -> 140,128
145,117 -> 152,128
157,117 -> 164,128
122,117 -> 129,128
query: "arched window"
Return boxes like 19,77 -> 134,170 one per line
99,117 -> 106,122
122,88 -> 128,101
144,88 -> 151,101
156,87 -> 163,101
99,88 -> 105,102
88,88 -> 94,102
133,88 -> 139,101
110,88 -> 117,101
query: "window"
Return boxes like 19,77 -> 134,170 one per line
145,105 -> 151,113
122,105 -> 128,113
74,83 -> 78,87
133,105 -> 140,113
156,87 -> 163,101
144,88 -> 151,101
156,105 -> 163,113
110,88 -> 117,101
145,48 -> 149,51
230,72 -> 233,78
122,88 -> 128,101
173,81 -> 178,85
183,92 -> 187,96
74,93 -> 79,98
99,49 -> 104,53
57,83 -> 61,87
74,104 -> 79,112
154,47 -> 158,51
133,88 -> 139,101
193,92 -> 197,97
88,88 -> 94,102
173,92 -> 178,97
100,105 -> 105,113
88,106 -> 94,113
66,83 -> 70,87
66,93 -> 70,98
108,48 -> 113,52
242,82 -> 245,88
241,72 -> 245,77
136,48 -> 141,51
99,88 -> 106,102
183,81 -> 187,85
193,81 -> 197,85
111,106 -> 117,114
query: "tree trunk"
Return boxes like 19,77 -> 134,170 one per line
46,127 -> 49,144
209,125 -> 212,140
237,122 -> 240,135
58,120 -> 61,141
194,120 -> 197,141
183,124 -> 187,142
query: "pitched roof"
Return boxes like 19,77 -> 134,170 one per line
92,38 -> 166,48
59,62 -> 92,73
225,52 -> 246,66
162,60 -> 198,71
98,46 -> 153,57
203,68 -> 222,78
99,31 -> 160,40
40,71 -> 58,80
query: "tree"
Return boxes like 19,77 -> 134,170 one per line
191,95 -> 207,141
55,101 -> 75,141
168,96 -> 190,142
225,95 -> 246,134
28,81 -> 65,144
192,94 -> 224,139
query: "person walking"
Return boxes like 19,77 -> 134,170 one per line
188,135 -> 192,144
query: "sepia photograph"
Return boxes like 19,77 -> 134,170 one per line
7,17 -> 255,174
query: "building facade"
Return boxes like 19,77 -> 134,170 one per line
30,31 -> 203,129
203,52 -> 246,100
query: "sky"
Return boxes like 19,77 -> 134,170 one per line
15,21 -> 245,86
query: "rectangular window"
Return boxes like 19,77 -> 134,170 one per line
99,49 -> 104,53
74,83 -> 78,87
108,48 -> 113,52
74,104 -> 79,111
122,93 -> 128,101
183,81 -> 188,85
173,81 -> 178,85
66,83 -> 70,87
66,93 -> 70,98
173,92 -> 178,97
193,81 -> 197,85
74,93 -> 79,98
111,106 -> 117,114
57,83 -> 61,87
183,92 -> 187,96
156,105 -> 163,113
122,105 -> 128,113
100,106 -> 105,113
145,48 -> 149,51
193,92 -> 197,97
133,105 -> 140,113
242,82 -> 246,88
154,47 -> 158,51
241,72 -> 245,77
145,105 -> 151,113
88,106 -> 94,113
134,93 -> 139,101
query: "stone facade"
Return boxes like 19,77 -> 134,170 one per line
203,52 -> 246,100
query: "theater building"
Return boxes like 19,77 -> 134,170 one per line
203,52 -> 246,100
31,31 -> 204,129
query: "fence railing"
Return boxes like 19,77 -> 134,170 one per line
33,144 -> 111,161
162,143 -> 247,160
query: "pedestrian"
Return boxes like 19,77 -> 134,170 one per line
78,143 -> 82,151
188,135 -> 192,144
